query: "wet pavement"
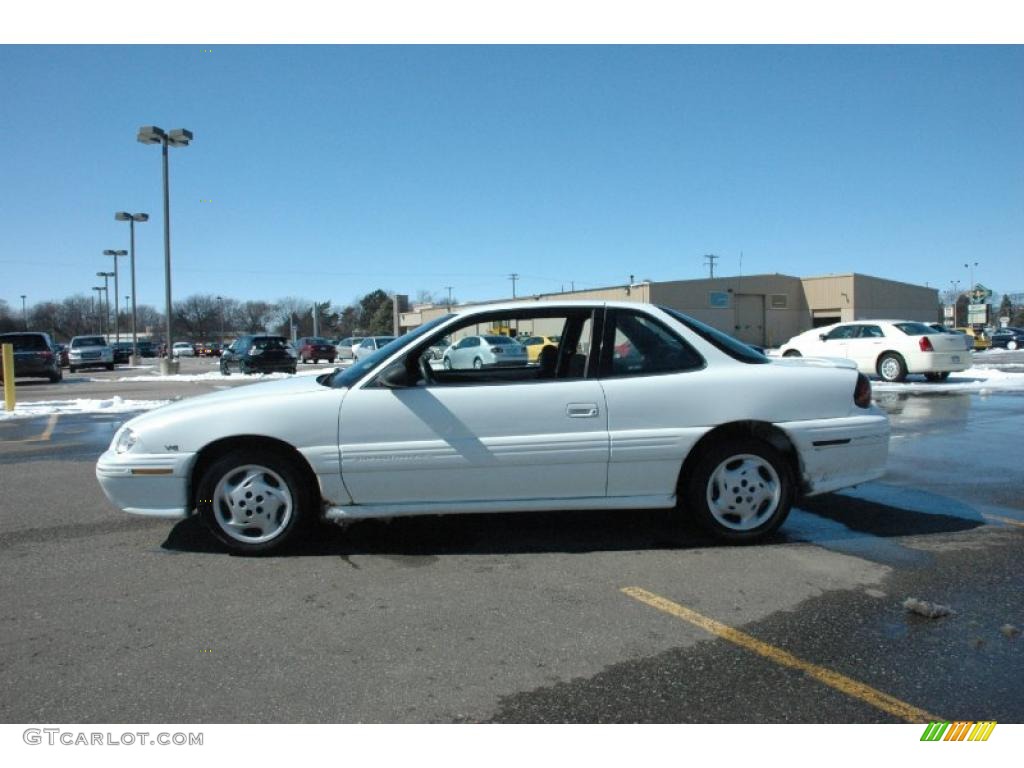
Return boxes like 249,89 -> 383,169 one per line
0,370 -> 1021,723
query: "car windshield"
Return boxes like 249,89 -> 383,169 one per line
252,337 -> 288,350
660,307 -> 769,364
893,322 -> 935,336
72,337 -> 106,348
1,334 -> 47,351
326,315 -> 453,388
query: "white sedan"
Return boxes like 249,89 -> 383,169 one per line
171,341 -> 195,357
97,300 -> 890,554
778,320 -> 971,383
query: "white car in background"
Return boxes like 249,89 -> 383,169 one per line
171,341 -> 195,357
442,335 -> 528,369
353,336 -> 396,361
96,300 -> 889,555
67,335 -> 114,372
778,320 -> 970,382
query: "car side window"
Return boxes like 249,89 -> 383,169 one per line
824,325 -> 858,340
417,310 -> 594,386
858,325 -> 884,338
601,310 -> 704,377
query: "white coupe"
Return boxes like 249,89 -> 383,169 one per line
777,320 -> 971,383
97,301 -> 890,554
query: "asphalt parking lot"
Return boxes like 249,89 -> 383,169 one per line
1,355 -> 1022,723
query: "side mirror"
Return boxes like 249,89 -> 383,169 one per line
377,360 -> 413,389
819,334 -> 828,341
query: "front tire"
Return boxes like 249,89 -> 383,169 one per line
196,449 -> 312,555
443,357 -> 452,370
683,438 -> 794,543
1009,340 -> 1019,351
106,363 -> 115,371
473,357 -> 483,370
924,371 -> 950,382
49,370 -> 63,383
782,350 -> 802,357
877,352 -> 907,383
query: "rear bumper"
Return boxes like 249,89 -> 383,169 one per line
779,409 -> 890,496
904,351 -> 971,373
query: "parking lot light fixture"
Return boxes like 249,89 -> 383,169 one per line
103,249 -> 128,343
92,286 -> 106,334
115,212 -> 149,364
137,125 -> 193,374
20,295 -> 27,330
97,271 -> 115,337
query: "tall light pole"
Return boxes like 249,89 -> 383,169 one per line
115,212 -> 149,364
217,295 -> 225,345
445,286 -> 453,311
92,286 -> 106,333
137,125 -> 193,374
103,249 -> 128,343
97,272 -> 114,336
964,261 -> 979,327
20,295 -> 27,330
508,273 -> 519,299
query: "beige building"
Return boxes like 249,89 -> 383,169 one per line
400,273 -> 940,348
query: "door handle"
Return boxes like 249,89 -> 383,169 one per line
566,403 -> 599,418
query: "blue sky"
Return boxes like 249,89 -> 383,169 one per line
1,45 -> 1021,311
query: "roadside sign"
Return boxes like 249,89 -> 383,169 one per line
967,304 -> 987,324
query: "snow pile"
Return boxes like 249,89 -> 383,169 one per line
107,364 -> 342,383
0,396 -> 171,420
903,597 -> 955,619
872,367 -> 1024,394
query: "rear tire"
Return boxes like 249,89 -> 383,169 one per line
877,352 -> 907,383
924,371 -> 950,382
782,350 -> 802,357
196,448 -> 312,555
106,363 -> 115,371
1009,340 -> 1019,351
49,370 -> 63,383
473,357 -> 483,370
682,438 -> 794,543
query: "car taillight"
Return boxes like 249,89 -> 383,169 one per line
40,351 -> 53,359
854,373 -> 872,408
919,337 -> 934,352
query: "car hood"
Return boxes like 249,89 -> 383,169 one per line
125,373 -> 339,431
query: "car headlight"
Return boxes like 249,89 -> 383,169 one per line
114,426 -> 138,454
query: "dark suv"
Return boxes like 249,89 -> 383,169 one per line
220,335 -> 297,375
0,332 -> 63,383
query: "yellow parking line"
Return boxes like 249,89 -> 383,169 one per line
621,586 -> 944,724
37,413 -> 58,441
1,413 -> 59,444
982,513 -> 1024,529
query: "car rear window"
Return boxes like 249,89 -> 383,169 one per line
72,337 -> 106,348
306,338 -> 330,345
1,334 -> 48,351
660,307 -> 769,364
252,337 -> 289,350
893,322 -> 935,336
484,336 -> 516,345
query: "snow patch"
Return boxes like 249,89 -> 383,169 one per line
0,396 -> 171,420
872,367 -> 1024,394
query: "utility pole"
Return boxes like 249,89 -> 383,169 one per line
703,254 -> 719,279
445,286 -> 453,311
508,273 -> 519,299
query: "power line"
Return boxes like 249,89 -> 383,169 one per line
703,253 -> 719,279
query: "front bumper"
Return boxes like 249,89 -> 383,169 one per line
96,448 -> 197,519
779,410 -> 890,496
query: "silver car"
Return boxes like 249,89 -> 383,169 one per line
442,335 -> 528,369
334,337 -> 365,360
68,335 -> 114,372
353,336 -> 396,361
